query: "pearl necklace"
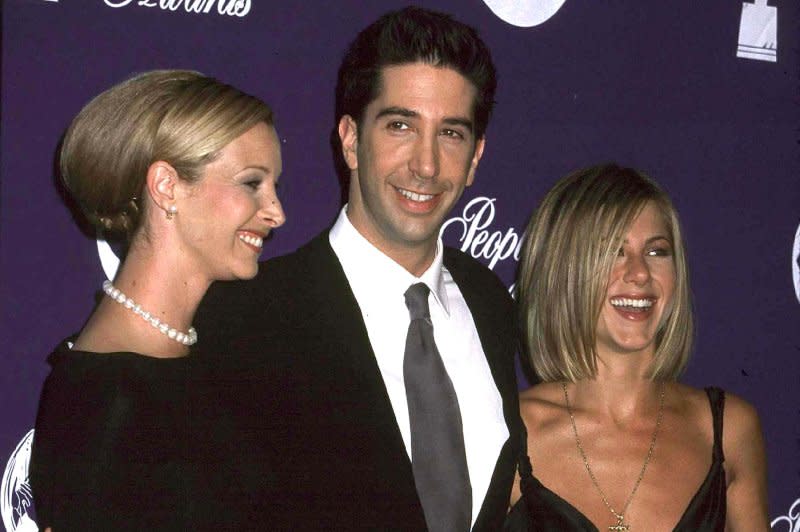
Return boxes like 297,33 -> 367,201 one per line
102,280 -> 197,346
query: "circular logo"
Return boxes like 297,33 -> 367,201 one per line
482,0 -> 568,27
793,222 -> 800,304
770,496 -> 800,530
1,430 -> 37,532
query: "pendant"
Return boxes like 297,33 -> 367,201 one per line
608,514 -> 630,531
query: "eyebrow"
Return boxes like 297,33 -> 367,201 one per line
242,165 -> 281,182
623,235 -> 671,245
374,106 -> 474,132
244,165 -> 273,175
375,106 -> 417,120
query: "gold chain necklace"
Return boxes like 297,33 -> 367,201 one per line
562,381 -> 665,532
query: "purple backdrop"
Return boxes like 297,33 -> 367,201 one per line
2,0 -> 798,529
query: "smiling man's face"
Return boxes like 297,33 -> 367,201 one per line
338,62 -> 485,275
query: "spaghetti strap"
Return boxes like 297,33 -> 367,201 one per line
517,420 -> 533,486
704,387 -> 725,462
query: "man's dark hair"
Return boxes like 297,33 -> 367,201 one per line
335,6 -> 497,139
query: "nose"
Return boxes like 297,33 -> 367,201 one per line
408,133 -> 439,180
259,190 -> 286,229
622,253 -> 651,285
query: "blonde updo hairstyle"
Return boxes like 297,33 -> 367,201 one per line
60,70 -> 274,237
517,164 -> 693,382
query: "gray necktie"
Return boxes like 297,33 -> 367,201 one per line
403,283 -> 471,532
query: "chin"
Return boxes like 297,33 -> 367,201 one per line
237,265 -> 260,280
616,338 -> 657,355
224,262 -> 260,282
599,333 -> 655,356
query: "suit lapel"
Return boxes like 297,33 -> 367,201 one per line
304,234 -> 384,377
302,233 -> 424,508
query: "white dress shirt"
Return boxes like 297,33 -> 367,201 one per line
329,206 -> 509,526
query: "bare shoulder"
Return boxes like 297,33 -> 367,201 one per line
676,385 -> 761,429
519,382 -> 565,431
663,383 -> 763,444
519,381 -> 563,402
663,382 -> 713,426
722,390 -> 761,429
719,390 -> 769,529
667,381 -> 709,409
513,383 -> 565,507
720,391 -> 764,463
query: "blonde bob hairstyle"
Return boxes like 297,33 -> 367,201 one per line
517,163 -> 692,382
60,69 -> 274,237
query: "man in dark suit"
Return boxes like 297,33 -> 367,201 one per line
198,7 -> 521,531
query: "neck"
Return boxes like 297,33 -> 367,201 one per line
344,207 -> 439,277
116,236 -> 210,323
569,370 -> 663,426
389,243 -> 437,277
594,341 -> 656,380
81,236 -> 211,358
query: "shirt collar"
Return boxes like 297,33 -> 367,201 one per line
329,205 -> 450,316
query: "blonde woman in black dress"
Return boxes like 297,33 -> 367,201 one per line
31,70 -> 285,530
507,164 -> 767,531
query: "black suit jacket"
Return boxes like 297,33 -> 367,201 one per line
196,230 -> 522,531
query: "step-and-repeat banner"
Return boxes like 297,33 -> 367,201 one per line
2,1 -> 798,529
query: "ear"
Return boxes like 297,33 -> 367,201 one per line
465,136 -> 486,187
338,115 -> 359,171
144,161 -> 179,214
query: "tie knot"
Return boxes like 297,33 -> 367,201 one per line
404,283 -> 431,320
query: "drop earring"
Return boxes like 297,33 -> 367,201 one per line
166,205 -> 177,220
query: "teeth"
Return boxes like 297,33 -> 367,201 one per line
610,297 -> 654,308
238,234 -> 263,248
397,188 -> 434,202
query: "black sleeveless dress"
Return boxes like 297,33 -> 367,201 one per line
505,387 -> 727,531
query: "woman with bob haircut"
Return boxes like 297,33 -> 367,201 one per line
506,164 -> 767,531
30,70 -> 286,530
